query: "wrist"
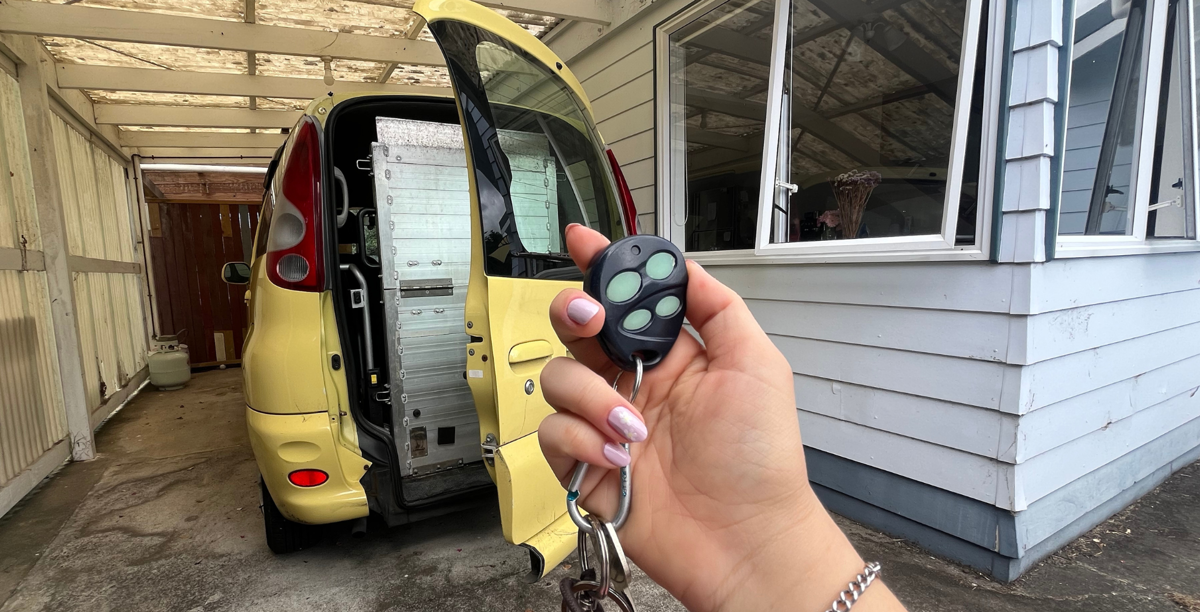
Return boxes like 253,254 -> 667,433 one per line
709,485 -> 867,612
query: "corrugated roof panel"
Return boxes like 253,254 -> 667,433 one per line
42,38 -> 249,74
255,0 -> 421,38
255,53 -> 387,83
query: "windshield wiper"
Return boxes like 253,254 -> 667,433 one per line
512,250 -> 574,262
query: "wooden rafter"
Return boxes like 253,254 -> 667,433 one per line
56,64 -> 453,99
0,0 -> 445,65
96,106 -> 301,129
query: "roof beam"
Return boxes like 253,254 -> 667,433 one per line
57,64 -> 452,99
131,148 -> 277,162
688,129 -> 751,152
120,131 -> 287,148
685,88 -> 880,165
346,0 -> 611,24
474,0 -> 610,24
96,105 -> 301,129
803,0 -> 958,105
0,0 -> 445,65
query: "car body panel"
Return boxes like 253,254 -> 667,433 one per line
415,0 -> 612,578
247,406 -> 369,524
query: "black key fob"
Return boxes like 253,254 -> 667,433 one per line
584,235 -> 688,372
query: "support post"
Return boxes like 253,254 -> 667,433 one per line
12,35 -> 96,460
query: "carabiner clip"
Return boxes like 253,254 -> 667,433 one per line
566,357 -> 642,534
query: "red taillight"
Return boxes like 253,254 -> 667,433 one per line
266,117 -> 325,291
288,469 -> 328,487
606,149 -> 638,235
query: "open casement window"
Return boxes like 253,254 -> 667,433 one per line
1057,0 -> 1200,253
758,0 -> 989,256
656,0 -> 993,258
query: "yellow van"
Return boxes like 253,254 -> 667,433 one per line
221,0 -> 638,579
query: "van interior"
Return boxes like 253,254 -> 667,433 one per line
326,97 -> 496,524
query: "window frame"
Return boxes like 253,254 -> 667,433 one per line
1054,0 -> 1200,258
653,0 -> 1004,264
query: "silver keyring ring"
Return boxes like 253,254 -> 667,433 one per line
566,357 -> 642,533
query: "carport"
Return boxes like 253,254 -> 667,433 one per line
0,0 -> 603,520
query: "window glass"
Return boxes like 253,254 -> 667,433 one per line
666,0 -> 776,252
771,0 -> 981,244
1060,0 -> 1150,236
426,22 -> 625,278
1148,0 -> 1197,238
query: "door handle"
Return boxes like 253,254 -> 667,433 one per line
508,340 -> 553,364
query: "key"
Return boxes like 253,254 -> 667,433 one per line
584,235 -> 688,372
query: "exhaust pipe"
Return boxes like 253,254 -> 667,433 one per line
350,517 -> 368,539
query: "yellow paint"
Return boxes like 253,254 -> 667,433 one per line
241,260 -> 329,415
246,407 -> 369,525
522,513 -> 584,580
494,431 -> 567,542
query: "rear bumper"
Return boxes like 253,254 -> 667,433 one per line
246,407 -> 369,525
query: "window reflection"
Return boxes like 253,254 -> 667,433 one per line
773,0 -> 983,244
1060,0 -> 1150,236
667,0 -> 776,251
1147,0 -> 1196,239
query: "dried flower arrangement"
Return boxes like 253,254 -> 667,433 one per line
830,169 -> 882,239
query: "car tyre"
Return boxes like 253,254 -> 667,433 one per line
260,477 -> 322,553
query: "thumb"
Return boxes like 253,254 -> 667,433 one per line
682,261 -> 778,372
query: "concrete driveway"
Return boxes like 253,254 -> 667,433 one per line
1,368 -> 1198,611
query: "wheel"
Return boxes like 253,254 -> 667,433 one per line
260,477 -> 322,553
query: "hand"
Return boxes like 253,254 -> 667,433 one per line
538,225 -> 904,612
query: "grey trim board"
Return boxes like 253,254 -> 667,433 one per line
990,0 -> 1020,261
806,429 -> 1200,581
1045,0 -> 1076,261
805,448 -> 1018,556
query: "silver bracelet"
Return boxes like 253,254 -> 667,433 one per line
825,562 -> 882,612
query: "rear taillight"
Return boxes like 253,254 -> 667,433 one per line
266,116 -> 324,291
606,149 -> 638,235
288,469 -> 328,487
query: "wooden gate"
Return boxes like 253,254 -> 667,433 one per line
147,200 -> 260,367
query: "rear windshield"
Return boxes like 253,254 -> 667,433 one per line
428,20 -> 625,278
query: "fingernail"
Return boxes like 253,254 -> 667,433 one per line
566,299 -> 600,325
603,443 -> 631,467
608,406 -> 647,442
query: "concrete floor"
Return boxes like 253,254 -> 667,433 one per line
1,368 -> 1197,611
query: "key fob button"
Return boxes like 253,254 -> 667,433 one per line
654,296 -> 681,317
606,271 -> 642,303
645,252 -> 676,279
622,309 -> 652,331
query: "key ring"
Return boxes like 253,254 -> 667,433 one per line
566,356 -> 642,534
577,515 -> 612,598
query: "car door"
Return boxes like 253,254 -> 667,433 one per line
413,0 -> 631,579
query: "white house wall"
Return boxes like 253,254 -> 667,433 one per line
551,0 -> 1200,581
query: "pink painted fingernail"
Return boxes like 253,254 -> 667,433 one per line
567,299 -> 600,325
603,443 -> 631,467
608,406 -> 647,442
